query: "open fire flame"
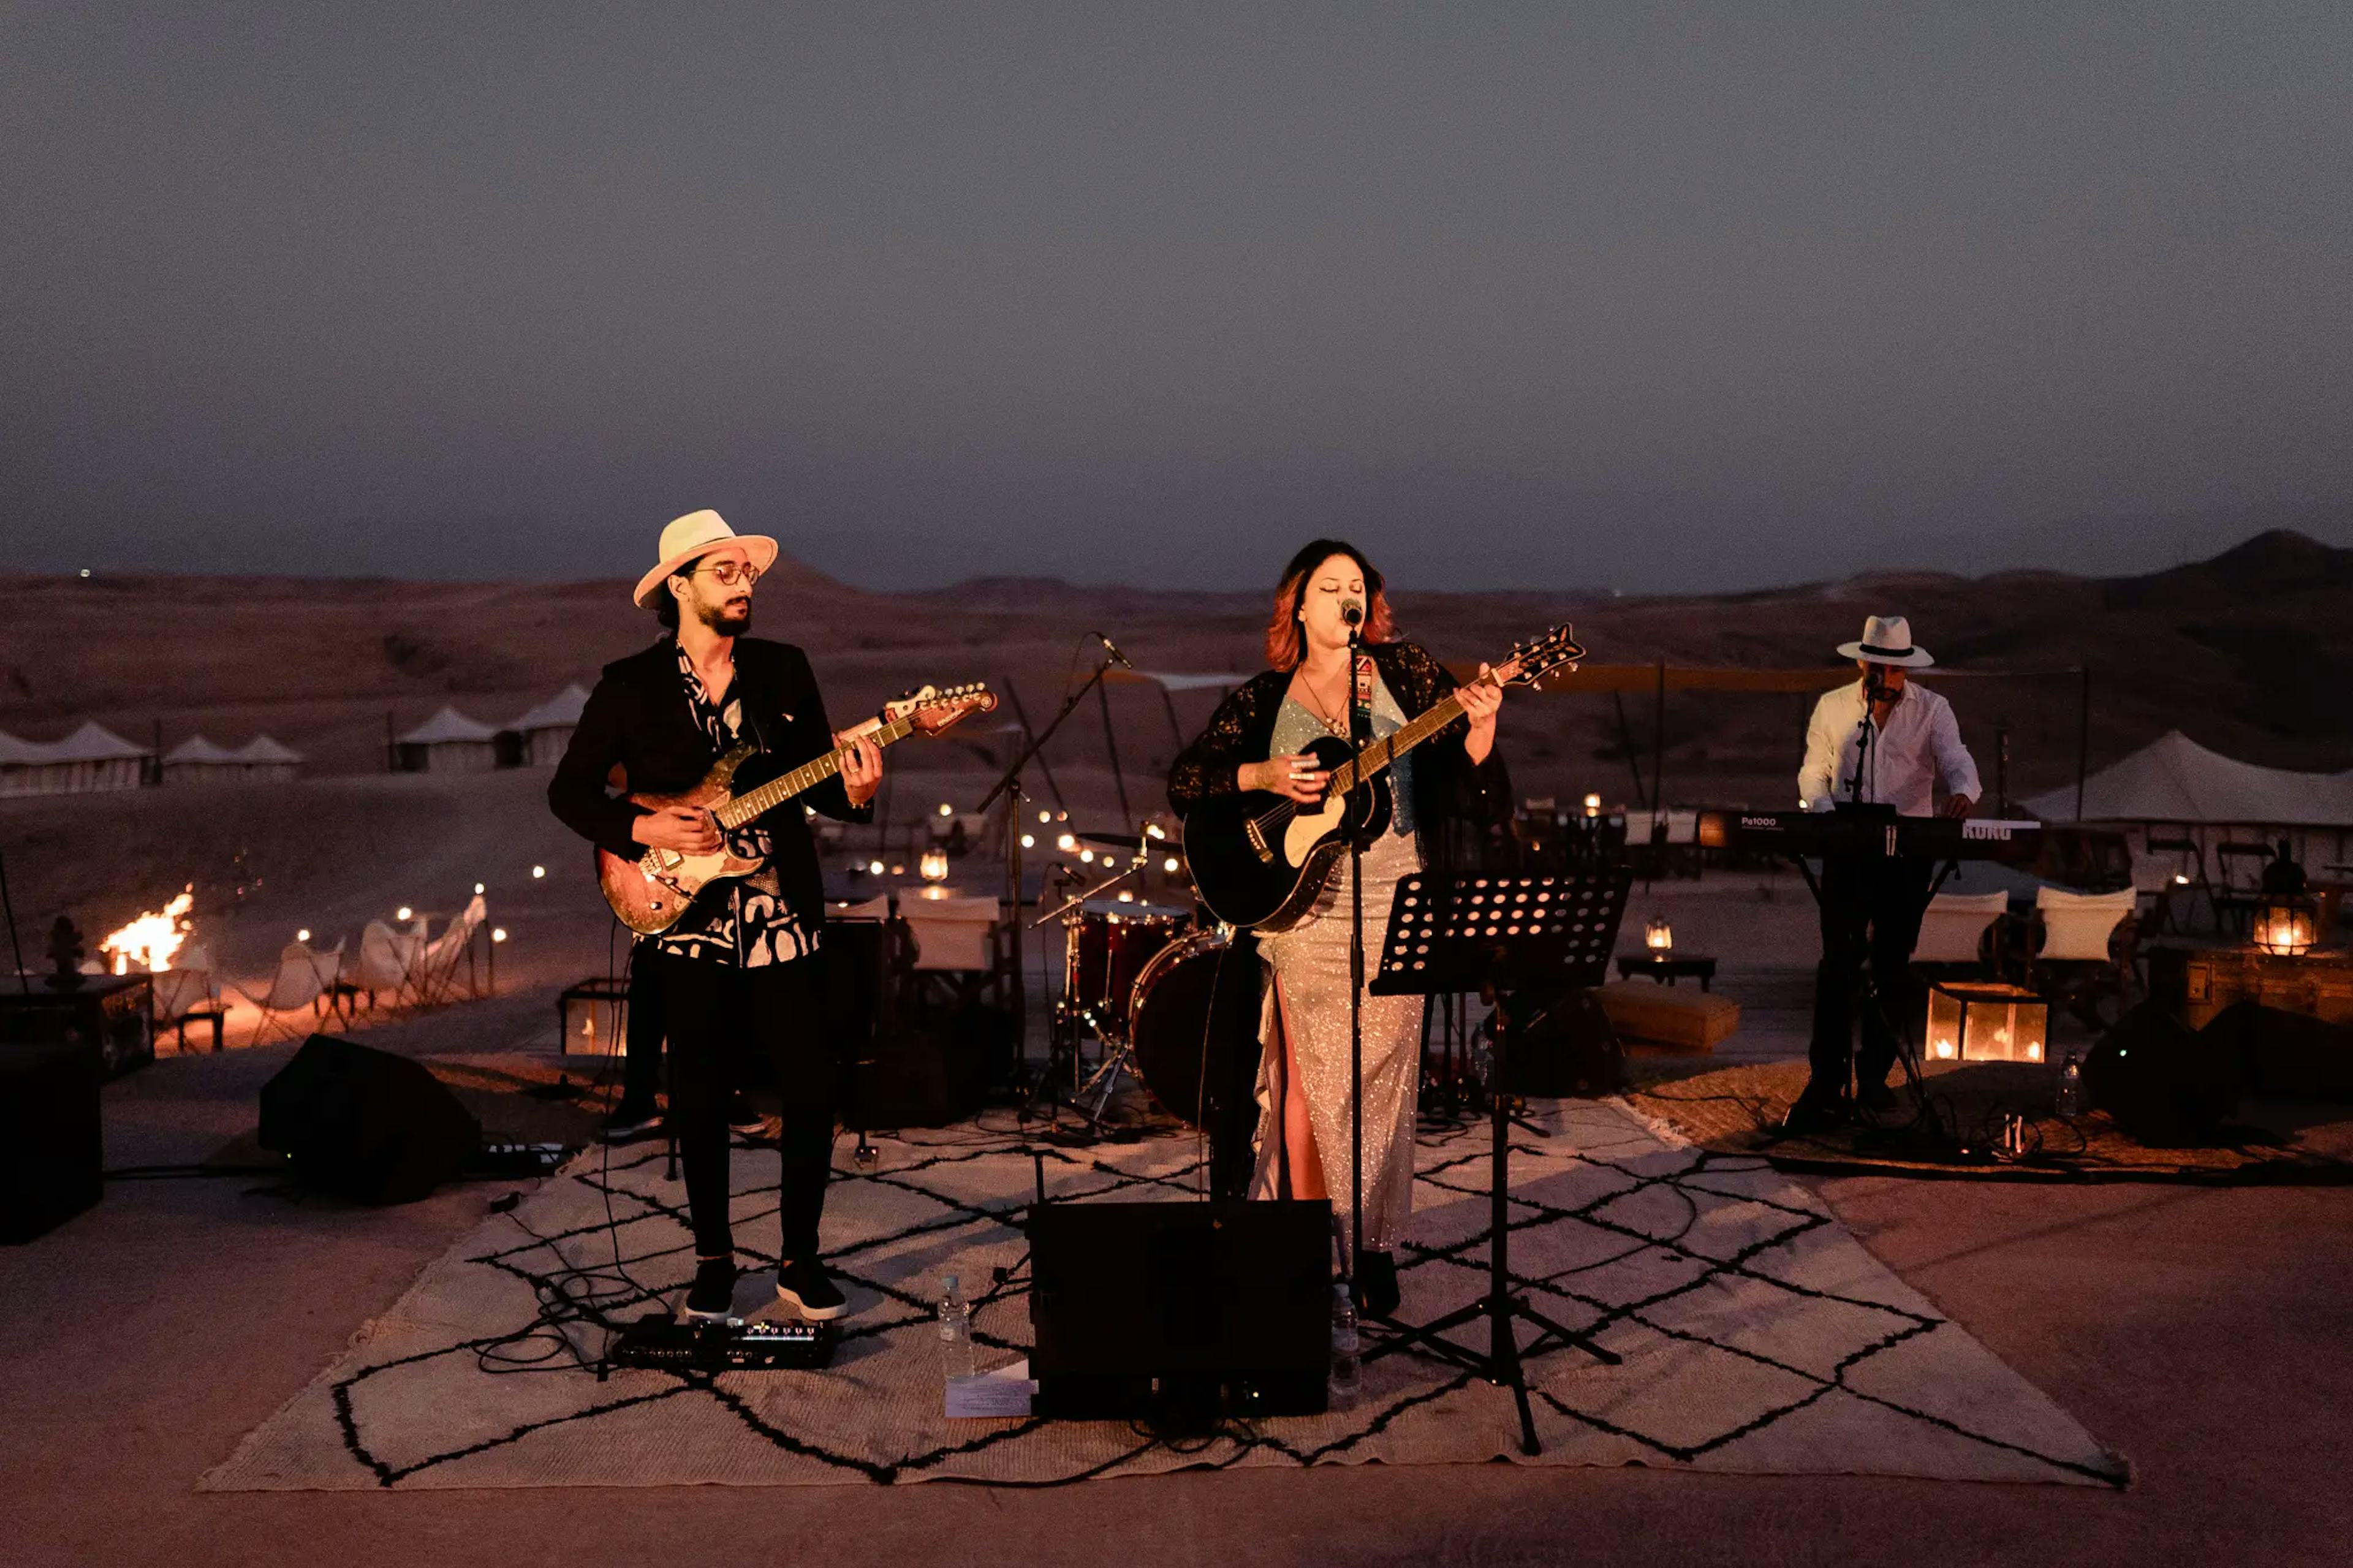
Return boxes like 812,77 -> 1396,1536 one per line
100,886 -> 194,974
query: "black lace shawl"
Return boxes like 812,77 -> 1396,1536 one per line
1165,640 -> 1510,835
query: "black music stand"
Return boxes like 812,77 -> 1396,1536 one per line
1363,867 -> 1631,1457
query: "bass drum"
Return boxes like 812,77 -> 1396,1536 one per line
1126,929 -> 1234,1126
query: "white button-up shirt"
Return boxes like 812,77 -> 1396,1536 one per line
1799,679 -> 1980,817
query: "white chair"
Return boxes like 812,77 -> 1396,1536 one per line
235,942 -> 328,1045
2035,887 -> 2139,962
1912,891 -> 2009,967
151,945 -> 218,1021
412,895 -> 487,1005
2031,885 -> 2140,1029
348,920 -> 421,1011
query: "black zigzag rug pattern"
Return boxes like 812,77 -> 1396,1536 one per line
203,1100 -> 2127,1490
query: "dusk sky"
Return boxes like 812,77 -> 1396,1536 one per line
4,4 -> 2347,593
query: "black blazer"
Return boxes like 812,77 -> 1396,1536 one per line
548,636 -> 872,926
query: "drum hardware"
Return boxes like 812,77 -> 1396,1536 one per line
1029,827 -> 1195,1133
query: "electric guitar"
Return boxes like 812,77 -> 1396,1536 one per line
1181,628 -> 1585,932
597,683 -> 996,934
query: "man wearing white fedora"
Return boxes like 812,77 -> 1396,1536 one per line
551,510 -> 884,1320
1789,615 -> 1980,1131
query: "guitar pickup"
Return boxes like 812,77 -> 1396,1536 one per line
1245,819 -> 1274,864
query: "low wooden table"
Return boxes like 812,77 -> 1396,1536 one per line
168,1006 -> 229,1053
1615,953 -> 1718,991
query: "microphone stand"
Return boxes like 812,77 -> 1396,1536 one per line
1344,615 -> 1368,1305
980,639 -> 1126,1127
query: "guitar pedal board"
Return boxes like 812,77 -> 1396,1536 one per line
602,1315 -> 839,1376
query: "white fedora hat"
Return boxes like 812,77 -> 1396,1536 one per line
632,510 -> 779,607
1836,614 -> 1935,668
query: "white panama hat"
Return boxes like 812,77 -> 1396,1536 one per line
631,510 -> 780,608
1835,615 -> 1935,668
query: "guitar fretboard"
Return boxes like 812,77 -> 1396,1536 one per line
713,713 -> 917,829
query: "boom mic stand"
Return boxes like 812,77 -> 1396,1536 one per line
982,636 -> 1127,1130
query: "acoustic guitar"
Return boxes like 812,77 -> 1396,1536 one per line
598,682 -> 996,934
1181,628 -> 1585,932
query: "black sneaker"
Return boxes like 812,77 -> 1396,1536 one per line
775,1257 -> 848,1320
1782,1088 -> 1851,1135
683,1257 -> 738,1321
599,1100 -> 664,1143
727,1093 -> 767,1137
1354,1249 -> 1401,1319
1856,1078 -> 1903,1116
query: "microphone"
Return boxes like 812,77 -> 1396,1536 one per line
1341,600 -> 1363,627
1094,631 -> 1132,669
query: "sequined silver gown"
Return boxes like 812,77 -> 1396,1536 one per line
1249,685 -> 1424,1256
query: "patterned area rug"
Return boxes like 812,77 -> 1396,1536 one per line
203,1100 -> 2126,1490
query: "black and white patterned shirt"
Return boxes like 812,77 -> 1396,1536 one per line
643,641 -> 818,968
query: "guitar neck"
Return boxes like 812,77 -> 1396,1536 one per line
1330,664 -> 1510,795
715,714 -> 914,828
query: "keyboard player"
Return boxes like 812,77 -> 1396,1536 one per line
1787,616 -> 1982,1132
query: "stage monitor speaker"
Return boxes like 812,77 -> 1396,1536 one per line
2083,1002 -> 2246,1146
1499,986 -> 1626,1097
0,1041 -> 103,1243
258,1034 -> 480,1204
1028,1199 -> 1332,1425
2202,1002 -> 2353,1102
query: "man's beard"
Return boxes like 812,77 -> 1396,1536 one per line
697,597 -> 752,636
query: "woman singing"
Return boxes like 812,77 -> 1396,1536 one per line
1167,540 -> 1509,1315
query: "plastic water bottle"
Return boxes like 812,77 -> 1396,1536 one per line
937,1273 -> 975,1381
1330,1283 -> 1361,1405
2055,1053 -> 2085,1119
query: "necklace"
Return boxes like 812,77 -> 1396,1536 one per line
1295,659 -> 1354,738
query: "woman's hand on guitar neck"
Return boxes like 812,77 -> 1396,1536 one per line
1240,754 -> 1330,803
1460,662 -> 1502,765
633,806 -> 722,854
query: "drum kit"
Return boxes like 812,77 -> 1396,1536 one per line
1037,827 -> 1230,1130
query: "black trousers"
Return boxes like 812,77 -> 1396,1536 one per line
1807,853 -> 1936,1097
620,952 -> 665,1108
638,949 -> 834,1262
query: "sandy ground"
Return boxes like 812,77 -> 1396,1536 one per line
5,989 -> 2352,1567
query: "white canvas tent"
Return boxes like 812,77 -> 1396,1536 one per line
0,721 -> 152,797
162,735 -> 239,782
501,683 -> 589,767
165,733 -> 304,783
394,706 -> 500,773
2025,729 -> 2353,875
232,735 -> 304,779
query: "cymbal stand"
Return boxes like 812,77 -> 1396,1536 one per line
1033,835 -> 1156,1131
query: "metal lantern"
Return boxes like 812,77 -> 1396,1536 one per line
558,977 -> 628,1058
1923,980 -> 2049,1064
1643,916 -> 1673,952
919,847 -> 951,884
2253,895 -> 2317,957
